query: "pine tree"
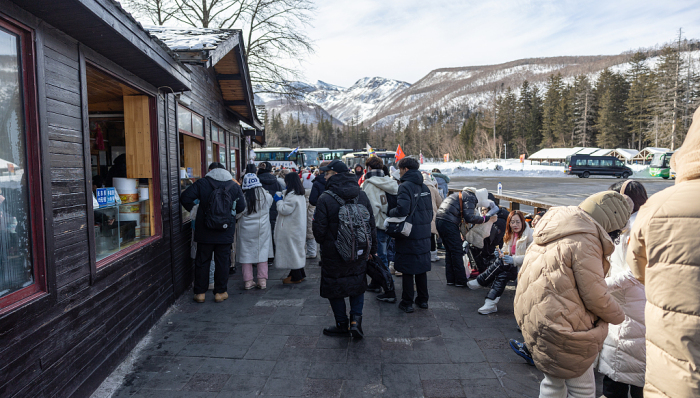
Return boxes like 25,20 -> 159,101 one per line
595,69 -> 630,148
553,84 -> 574,146
647,45 -> 685,149
541,74 -> 564,147
460,113 -> 477,159
625,52 -> 653,149
571,75 -> 595,147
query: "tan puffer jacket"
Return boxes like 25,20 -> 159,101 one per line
422,174 -> 443,234
304,189 -> 314,240
514,202 -> 626,379
627,105 -> 700,398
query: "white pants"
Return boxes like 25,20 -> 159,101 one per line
306,239 -> 317,257
540,363 -> 595,398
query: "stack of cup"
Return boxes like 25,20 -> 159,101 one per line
115,178 -> 140,237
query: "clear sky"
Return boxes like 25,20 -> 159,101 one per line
305,0 -> 700,87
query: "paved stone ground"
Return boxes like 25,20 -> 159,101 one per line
110,253 -> 547,398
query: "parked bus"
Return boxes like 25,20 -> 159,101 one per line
649,151 -> 675,179
299,148 -> 329,167
253,147 -> 311,169
318,148 -> 355,161
342,150 -> 398,168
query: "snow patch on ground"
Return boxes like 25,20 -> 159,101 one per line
420,159 -> 653,179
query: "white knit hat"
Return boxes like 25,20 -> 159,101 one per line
242,173 -> 262,190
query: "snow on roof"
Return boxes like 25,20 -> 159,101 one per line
575,147 -> 600,155
590,149 -> 613,156
613,148 -> 639,159
642,147 -> 671,154
146,26 -> 236,51
529,147 -> 589,160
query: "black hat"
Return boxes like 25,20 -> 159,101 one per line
319,159 -> 349,173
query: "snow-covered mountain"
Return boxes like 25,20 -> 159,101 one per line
256,77 -> 410,125
256,49 -> 700,130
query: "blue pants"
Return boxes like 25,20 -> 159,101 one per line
328,294 -> 364,324
376,229 -> 390,269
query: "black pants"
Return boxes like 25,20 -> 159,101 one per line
401,272 -> 428,305
602,376 -> 643,398
436,219 -> 467,285
288,268 -> 306,281
430,234 -> 437,251
194,243 -> 231,294
476,257 -> 518,300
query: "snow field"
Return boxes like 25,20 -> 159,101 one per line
420,159 -> 653,179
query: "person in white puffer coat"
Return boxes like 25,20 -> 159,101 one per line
236,173 -> 274,290
597,180 -> 648,398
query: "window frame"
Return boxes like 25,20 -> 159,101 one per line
177,104 -> 206,224
81,62 -> 164,270
0,16 -> 47,311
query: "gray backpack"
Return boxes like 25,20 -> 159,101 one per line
325,191 -> 372,262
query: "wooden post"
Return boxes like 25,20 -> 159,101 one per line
510,201 -> 520,212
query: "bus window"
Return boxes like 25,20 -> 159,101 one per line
600,159 -> 613,167
576,159 -> 586,166
587,159 -> 599,167
615,160 -> 623,167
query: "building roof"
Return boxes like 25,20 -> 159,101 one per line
12,0 -> 191,92
529,147 -> 585,160
634,147 -> 671,160
573,147 -> 600,155
610,148 -> 639,159
148,26 -> 264,136
590,149 -> 613,157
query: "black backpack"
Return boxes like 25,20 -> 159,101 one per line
325,191 -> 372,262
204,178 -> 235,231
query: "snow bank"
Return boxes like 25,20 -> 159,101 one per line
420,159 -> 654,179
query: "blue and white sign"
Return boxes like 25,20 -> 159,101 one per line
96,187 -> 117,207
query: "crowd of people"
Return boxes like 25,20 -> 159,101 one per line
181,109 -> 700,397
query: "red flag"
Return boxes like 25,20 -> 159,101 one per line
420,152 -> 424,164
395,145 -> 405,162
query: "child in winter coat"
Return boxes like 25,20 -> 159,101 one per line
236,173 -> 274,290
597,180 -> 648,398
274,172 -> 307,284
513,191 -> 629,398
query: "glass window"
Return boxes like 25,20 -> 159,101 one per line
601,159 -> 613,167
87,66 -> 161,263
0,26 -> 34,299
177,105 -> 191,134
587,159 -> 599,167
616,160 -> 623,167
192,114 -> 203,137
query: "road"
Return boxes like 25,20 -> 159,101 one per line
448,175 -> 674,208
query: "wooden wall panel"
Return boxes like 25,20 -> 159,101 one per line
123,95 -> 153,179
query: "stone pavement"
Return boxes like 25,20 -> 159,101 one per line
108,253 -> 547,398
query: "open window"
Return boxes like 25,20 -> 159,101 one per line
0,16 -> 46,309
178,104 -> 204,221
86,65 -> 160,265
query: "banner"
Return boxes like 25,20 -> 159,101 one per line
519,154 -> 525,163
443,153 -> 450,162
395,145 -> 406,161
419,152 -> 424,164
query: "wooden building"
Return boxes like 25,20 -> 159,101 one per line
0,1 -> 262,396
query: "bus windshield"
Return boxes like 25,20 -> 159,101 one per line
650,153 -> 668,168
301,150 -> 319,166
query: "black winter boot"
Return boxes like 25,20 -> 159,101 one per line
323,322 -> 350,337
349,315 -> 364,339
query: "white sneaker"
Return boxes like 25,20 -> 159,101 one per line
244,281 -> 256,290
467,279 -> 483,290
478,298 -> 498,314
430,250 -> 439,262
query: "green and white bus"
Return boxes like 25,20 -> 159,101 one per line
649,152 -> 675,179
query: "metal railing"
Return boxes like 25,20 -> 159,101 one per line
448,189 -> 556,214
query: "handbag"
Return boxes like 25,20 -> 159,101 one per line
384,186 -> 421,238
366,256 -> 394,292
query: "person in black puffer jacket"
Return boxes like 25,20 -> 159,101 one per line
181,163 -> 246,303
313,159 -> 377,339
435,187 -> 496,286
257,161 -> 282,261
388,157 -> 433,313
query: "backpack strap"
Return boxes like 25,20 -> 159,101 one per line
324,190 -> 345,206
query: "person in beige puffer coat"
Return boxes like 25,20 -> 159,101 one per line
514,191 -> 629,398
627,105 -> 700,398
422,172 -> 443,262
